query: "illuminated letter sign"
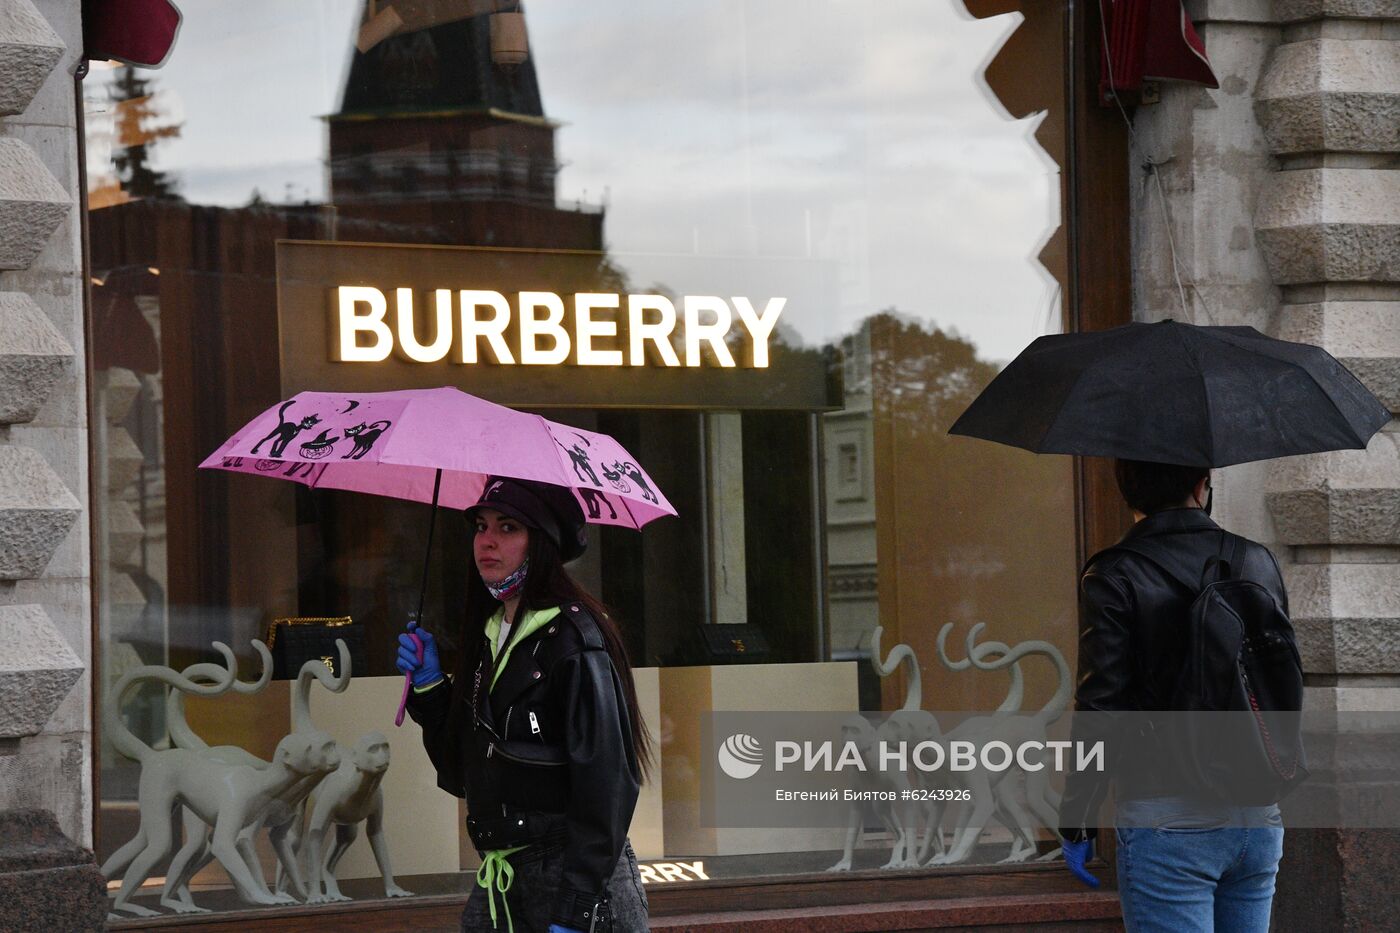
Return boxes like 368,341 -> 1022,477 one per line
335,286 -> 392,362
518,291 -> 572,365
627,294 -> 681,367
279,241 -> 840,409
329,288 -> 785,369
458,290 -> 515,365
575,293 -> 624,367
394,287 -> 453,363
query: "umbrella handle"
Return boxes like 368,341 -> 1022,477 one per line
394,633 -> 425,728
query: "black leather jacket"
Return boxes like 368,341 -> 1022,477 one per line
1058,508 -> 1289,839
406,602 -> 641,930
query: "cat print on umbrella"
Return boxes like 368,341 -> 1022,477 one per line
611,460 -> 658,504
247,399 -> 392,463
580,488 -> 617,521
554,434 -> 658,504
251,401 -> 322,458
341,420 -> 391,460
599,460 -> 656,503
556,434 -> 603,486
297,420 -> 390,462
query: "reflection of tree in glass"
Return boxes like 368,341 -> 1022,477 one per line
844,310 -> 1077,714
109,67 -> 182,201
850,311 -> 1000,433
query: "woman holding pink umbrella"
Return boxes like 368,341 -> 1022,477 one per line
398,476 -> 653,933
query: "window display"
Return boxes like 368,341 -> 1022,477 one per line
88,0 -> 1076,920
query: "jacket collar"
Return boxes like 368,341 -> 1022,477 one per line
1119,507 -> 1219,545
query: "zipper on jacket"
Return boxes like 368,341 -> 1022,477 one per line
505,705 -> 513,738
529,710 -> 541,735
490,743 -> 565,767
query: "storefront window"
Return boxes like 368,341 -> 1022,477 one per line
89,0 -> 1074,915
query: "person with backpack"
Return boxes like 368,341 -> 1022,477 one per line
1056,458 -> 1301,933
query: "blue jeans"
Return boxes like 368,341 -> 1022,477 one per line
1115,797 -> 1284,933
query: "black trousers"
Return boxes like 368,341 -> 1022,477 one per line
460,837 -> 649,933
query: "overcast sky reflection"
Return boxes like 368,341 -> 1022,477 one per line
84,0 -> 1061,363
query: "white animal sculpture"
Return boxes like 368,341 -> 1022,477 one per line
101,644 -> 341,917
290,730 -> 411,902
936,624 -> 1066,864
825,626 -> 1027,872
925,623 -> 1071,866
157,641 -> 276,913
159,642 -> 351,912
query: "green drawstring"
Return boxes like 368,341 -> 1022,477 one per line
476,846 -> 527,932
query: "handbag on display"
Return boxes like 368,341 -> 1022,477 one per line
265,616 -> 365,680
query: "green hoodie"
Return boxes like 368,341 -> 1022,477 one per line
483,604 -> 562,690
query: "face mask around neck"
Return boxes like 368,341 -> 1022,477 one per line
485,558 -> 529,601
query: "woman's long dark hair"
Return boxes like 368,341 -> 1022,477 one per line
451,522 -> 655,783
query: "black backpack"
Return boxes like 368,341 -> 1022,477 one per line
1107,530 -> 1308,804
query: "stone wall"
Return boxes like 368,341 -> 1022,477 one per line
1131,1 -> 1400,928
0,0 -> 95,879
1255,0 -> 1400,716
1129,0 -> 1400,704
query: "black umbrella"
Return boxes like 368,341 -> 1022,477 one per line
948,320 -> 1390,467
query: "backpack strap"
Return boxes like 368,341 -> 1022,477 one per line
1101,530 -> 1233,596
1210,532 -> 1240,584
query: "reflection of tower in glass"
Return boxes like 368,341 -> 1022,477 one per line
328,3 -> 602,250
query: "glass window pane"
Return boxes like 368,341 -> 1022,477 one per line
89,0 -> 1074,912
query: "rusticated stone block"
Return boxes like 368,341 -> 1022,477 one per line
1265,432 -> 1400,544
1258,40 -> 1400,154
0,292 -> 73,425
107,571 -> 147,608
0,604 -> 83,738
1267,487 -> 1400,544
0,446 -> 80,580
0,0 -> 64,117
105,500 -> 142,564
1344,357 -> 1400,413
105,427 -> 143,491
100,367 -> 141,425
106,573 -> 150,646
1256,169 -> 1400,285
0,138 -> 68,272
1277,302 -> 1400,410
0,809 -> 104,932
1276,0 -> 1400,20
1287,562 -> 1400,673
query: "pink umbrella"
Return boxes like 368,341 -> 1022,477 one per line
199,387 -> 676,721
199,387 -> 675,528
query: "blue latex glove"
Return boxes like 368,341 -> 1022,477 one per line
1061,837 -> 1100,888
396,620 -> 442,689
547,926 -> 584,933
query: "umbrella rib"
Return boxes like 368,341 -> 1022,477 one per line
1193,326 -> 1385,453
619,494 -> 640,530
1033,363 -> 1092,452
1173,324 -> 1216,465
1298,358 -> 1384,444
1029,325 -> 1152,453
